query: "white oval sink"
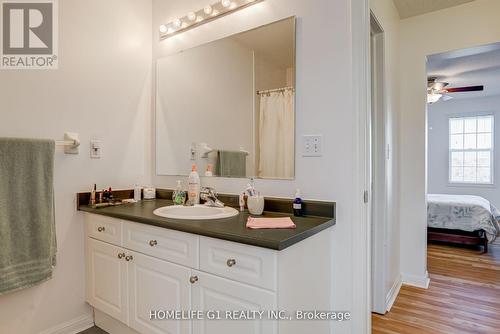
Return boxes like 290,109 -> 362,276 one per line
153,205 -> 239,220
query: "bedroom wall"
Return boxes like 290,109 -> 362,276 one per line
428,95 -> 500,208
0,1 -> 152,333
399,0 -> 500,287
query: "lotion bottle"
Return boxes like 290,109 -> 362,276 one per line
239,192 -> 246,212
188,164 -> 201,205
293,189 -> 303,216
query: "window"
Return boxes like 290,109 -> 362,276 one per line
449,115 -> 494,184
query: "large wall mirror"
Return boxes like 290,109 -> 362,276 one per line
156,17 -> 296,180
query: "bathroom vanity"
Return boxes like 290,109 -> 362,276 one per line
79,197 -> 335,334
79,15 -> 336,334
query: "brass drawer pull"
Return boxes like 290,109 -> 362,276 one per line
226,259 -> 236,267
189,276 -> 198,284
97,226 -> 105,232
149,240 -> 158,247
118,252 -> 125,259
125,255 -> 134,262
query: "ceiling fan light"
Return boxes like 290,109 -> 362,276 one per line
433,82 -> 446,91
427,93 -> 442,104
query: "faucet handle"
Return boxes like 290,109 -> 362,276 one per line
200,187 -> 216,199
200,187 -> 224,208
201,186 -> 216,193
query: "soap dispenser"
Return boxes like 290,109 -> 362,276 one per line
173,180 -> 186,205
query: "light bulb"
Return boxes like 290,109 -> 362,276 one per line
229,2 -> 237,9
187,12 -> 196,21
173,18 -> 182,28
221,0 -> 231,8
196,15 -> 204,22
159,24 -> 168,33
211,10 -> 219,16
204,5 -> 213,14
427,93 -> 442,104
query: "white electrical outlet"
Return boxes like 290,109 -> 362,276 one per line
90,140 -> 102,159
302,135 -> 322,157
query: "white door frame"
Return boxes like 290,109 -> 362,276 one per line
370,13 -> 388,315
351,0 -> 372,333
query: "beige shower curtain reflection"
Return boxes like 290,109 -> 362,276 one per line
258,89 -> 295,179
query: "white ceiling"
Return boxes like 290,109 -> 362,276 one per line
393,0 -> 476,19
427,43 -> 500,100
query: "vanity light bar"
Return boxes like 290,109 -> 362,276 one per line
159,0 -> 264,40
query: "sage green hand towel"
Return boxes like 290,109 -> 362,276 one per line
0,138 -> 56,295
219,150 -> 247,178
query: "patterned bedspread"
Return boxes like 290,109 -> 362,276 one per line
427,194 -> 500,242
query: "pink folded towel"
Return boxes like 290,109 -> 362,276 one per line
246,217 -> 296,229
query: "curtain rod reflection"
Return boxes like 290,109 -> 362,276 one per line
256,87 -> 295,95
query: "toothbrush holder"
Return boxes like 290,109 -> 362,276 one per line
247,195 -> 265,215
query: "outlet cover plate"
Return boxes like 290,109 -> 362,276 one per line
302,135 -> 322,157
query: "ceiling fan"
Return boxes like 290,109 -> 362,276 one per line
427,77 -> 484,104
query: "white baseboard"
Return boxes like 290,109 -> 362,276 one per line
39,314 -> 94,334
385,275 -> 402,312
401,271 -> 430,289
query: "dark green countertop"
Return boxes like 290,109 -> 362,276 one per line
79,199 -> 335,250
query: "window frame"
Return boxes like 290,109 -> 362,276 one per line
448,114 -> 495,186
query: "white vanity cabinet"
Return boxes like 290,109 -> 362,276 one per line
84,213 -> 332,334
85,215 -> 195,334
86,238 -> 128,324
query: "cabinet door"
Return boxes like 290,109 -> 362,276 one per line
86,238 -> 128,324
128,251 -> 191,334
191,271 -> 277,334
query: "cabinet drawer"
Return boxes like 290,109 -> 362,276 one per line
123,221 -> 199,268
86,214 -> 123,245
200,237 -> 277,291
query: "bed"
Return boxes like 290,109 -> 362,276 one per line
427,194 -> 500,253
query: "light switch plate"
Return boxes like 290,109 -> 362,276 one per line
302,135 -> 322,157
90,140 -> 102,159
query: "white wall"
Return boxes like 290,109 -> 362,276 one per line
370,0 -> 401,310
428,96 -> 500,207
156,38 -> 255,176
0,1 -> 152,333
152,0 -> 359,332
399,0 -> 500,286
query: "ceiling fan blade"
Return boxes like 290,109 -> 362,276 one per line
446,85 -> 484,93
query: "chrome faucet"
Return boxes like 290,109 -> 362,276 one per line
200,187 -> 224,208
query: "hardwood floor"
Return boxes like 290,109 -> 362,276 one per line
372,241 -> 500,334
